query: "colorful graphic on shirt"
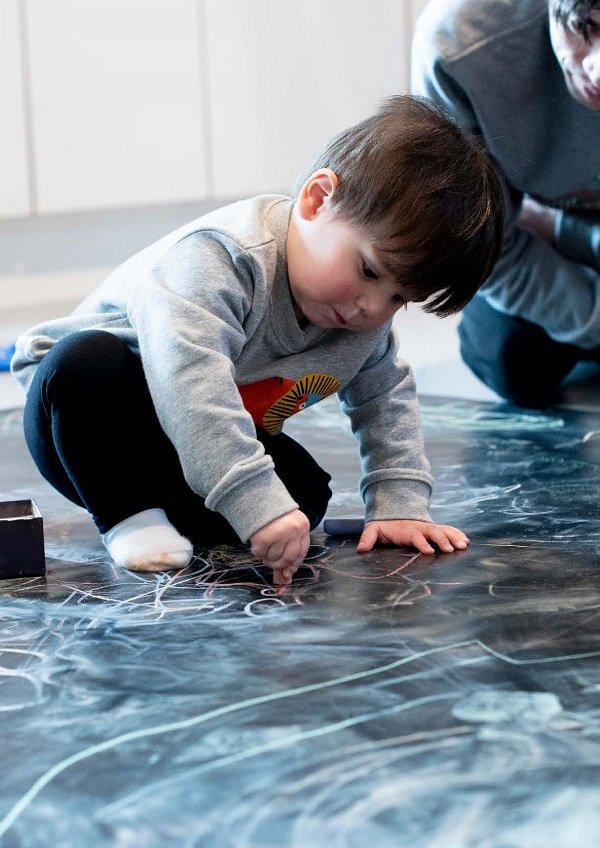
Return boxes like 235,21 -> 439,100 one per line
238,373 -> 340,434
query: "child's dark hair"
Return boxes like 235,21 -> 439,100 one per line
293,95 -> 506,317
551,0 -> 600,41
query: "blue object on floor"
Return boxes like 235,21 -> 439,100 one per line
0,343 -> 15,372
323,517 -> 364,536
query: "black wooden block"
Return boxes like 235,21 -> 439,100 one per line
0,499 -> 46,579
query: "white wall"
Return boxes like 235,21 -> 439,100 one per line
205,0 -> 412,198
1,0 -> 31,217
1,0 -> 431,219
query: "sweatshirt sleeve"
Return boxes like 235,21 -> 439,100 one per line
127,233 -> 298,542
481,201 -> 600,349
411,26 -> 600,350
338,329 -> 433,523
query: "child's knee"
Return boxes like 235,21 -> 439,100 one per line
42,331 -> 136,393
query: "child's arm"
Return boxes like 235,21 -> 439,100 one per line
339,331 -> 433,524
356,519 -> 469,555
129,234 -> 301,547
339,329 -> 470,554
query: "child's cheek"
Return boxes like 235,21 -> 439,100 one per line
333,279 -> 358,301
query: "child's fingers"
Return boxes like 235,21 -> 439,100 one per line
271,558 -> 302,586
271,562 -> 302,588
272,536 -> 303,569
272,567 -> 292,586
440,526 -> 470,548
356,523 -> 379,553
354,521 -> 470,557
268,534 -> 310,583
422,526 -> 458,553
410,532 -> 436,555
446,534 -> 469,550
282,564 -> 299,581
262,540 -> 285,565
419,526 -> 470,553
263,536 -> 298,569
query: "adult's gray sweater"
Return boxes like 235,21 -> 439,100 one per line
12,196 -> 433,542
412,0 -> 600,348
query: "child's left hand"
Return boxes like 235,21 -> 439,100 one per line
356,519 -> 469,555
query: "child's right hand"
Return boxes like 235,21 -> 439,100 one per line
250,509 -> 311,586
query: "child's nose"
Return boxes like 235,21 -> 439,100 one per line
357,291 -> 379,316
357,291 -> 390,321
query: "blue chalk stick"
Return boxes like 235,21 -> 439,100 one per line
323,517 -> 365,536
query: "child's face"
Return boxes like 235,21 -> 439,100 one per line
288,200 -> 410,332
549,5 -> 600,109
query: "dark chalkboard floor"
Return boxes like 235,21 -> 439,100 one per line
1,396 -> 600,848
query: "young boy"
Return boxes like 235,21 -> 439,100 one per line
11,96 -> 505,586
412,0 -> 600,407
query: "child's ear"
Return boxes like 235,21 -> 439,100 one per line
296,169 -> 339,221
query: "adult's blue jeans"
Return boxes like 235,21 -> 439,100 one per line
459,294 -> 600,408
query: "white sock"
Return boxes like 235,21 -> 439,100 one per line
101,508 -> 193,572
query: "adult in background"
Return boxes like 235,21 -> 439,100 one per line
412,0 -> 600,407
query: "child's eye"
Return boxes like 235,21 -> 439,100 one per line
567,15 -> 586,35
566,14 -> 598,38
362,263 -> 379,280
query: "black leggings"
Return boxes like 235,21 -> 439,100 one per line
23,331 -> 332,541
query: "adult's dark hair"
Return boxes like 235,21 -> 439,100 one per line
551,0 -> 600,40
293,95 -> 506,317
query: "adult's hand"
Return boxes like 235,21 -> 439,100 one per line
517,197 -> 559,244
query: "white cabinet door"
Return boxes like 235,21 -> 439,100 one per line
204,0 -> 412,199
26,0 -> 208,214
1,0 -> 31,219
410,0 -> 431,21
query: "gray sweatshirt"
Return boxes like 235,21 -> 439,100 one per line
412,0 -> 600,348
12,195 -> 433,541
